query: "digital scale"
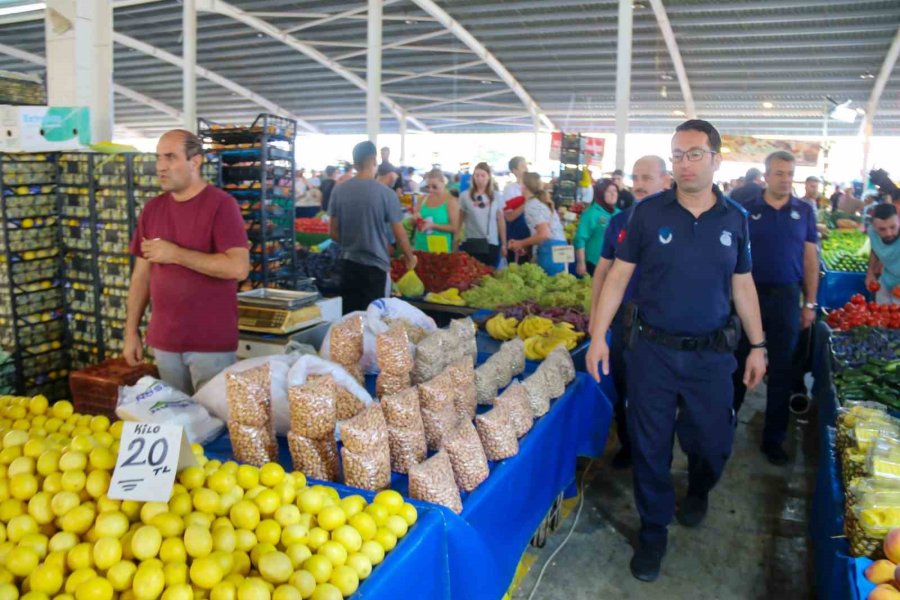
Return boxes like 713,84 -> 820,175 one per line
237,288 -> 323,334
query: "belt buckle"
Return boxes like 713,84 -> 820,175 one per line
682,338 -> 699,351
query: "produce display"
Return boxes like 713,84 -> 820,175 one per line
863,529 -> 900,599
0,394 -> 417,600
826,295 -> 900,330
493,301 -> 590,334
296,245 -> 341,295
822,229 -> 869,272
295,218 -> 329,234
832,327 -> 900,367
835,361 -> 900,409
423,288 -> 465,306
485,314 -> 585,360
462,263 -> 592,312
390,251 -> 492,295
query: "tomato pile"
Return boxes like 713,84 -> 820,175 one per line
295,218 -> 329,233
826,294 -> 900,330
391,251 -> 492,293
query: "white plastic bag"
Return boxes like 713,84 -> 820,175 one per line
193,355 -> 297,435
320,300 -> 438,374
118,376 -> 225,444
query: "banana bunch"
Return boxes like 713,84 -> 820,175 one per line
486,314 -> 520,341
425,287 -> 466,306
523,323 -> 585,360
517,316 -> 554,340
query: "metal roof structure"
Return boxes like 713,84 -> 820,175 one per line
1,0 -> 899,139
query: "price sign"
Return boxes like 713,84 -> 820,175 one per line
108,422 -> 197,502
551,244 -> 575,265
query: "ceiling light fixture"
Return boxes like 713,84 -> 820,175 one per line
830,100 -> 859,124
405,19 -> 414,24
480,80 -> 493,85
659,73 -> 674,81
632,1 -> 647,9
762,101 -> 774,109
860,71 -> 875,80
660,85 -> 668,98
0,2 -> 45,17
672,109 -> 685,116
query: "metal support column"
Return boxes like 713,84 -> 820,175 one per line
614,0 -> 633,172
532,111 -> 541,166
366,0 -> 383,143
183,0 -> 197,131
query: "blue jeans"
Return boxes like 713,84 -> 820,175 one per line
535,239 -> 568,276
153,349 -> 237,395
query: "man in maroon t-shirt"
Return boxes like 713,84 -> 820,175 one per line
124,129 -> 250,394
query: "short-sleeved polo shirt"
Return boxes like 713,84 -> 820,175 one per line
616,185 -> 751,336
600,208 -> 639,304
742,194 -> 818,285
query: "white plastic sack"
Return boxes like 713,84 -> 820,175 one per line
286,354 -> 376,442
117,376 -> 225,445
193,355 -> 297,435
320,300 -> 438,374
319,310 -> 367,367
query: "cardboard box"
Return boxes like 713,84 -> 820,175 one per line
1,105 -> 90,152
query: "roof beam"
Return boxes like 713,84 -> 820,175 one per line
409,89 -> 514,111
333,30 -> 451,61
197,0 -> 429,132
406,0 -> 555,130
112,32 -> 320,133
866,26 -> 900,123
0,40 -> 182,122
648,0 -> 696,119
383,59 -> 486,85
284,1 -> 400,35
246,10 -> 436,23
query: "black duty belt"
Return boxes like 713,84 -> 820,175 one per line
637,321 -> 718,352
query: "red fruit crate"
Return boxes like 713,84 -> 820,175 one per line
69,358 -> 158,418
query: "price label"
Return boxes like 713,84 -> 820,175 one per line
108,422 -> 197,503
551,244 -> 575,264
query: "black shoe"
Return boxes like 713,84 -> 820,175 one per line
675,494 -> 708,527
612,447 -> 632,470
762,443 -> 790,466
629,541 -> 666,582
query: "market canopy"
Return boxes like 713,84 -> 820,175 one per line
1,0 -> 899,138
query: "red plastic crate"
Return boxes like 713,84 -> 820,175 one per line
69,358 -> 158,418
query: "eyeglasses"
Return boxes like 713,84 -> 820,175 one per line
671,149 -> 716,162
427,184 -> 441,191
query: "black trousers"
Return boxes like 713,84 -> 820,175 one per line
461,240 -> 500,268
610,307 -> 630,452
340,259 -> 387,314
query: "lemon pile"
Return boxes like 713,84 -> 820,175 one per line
0,395 -> 417,600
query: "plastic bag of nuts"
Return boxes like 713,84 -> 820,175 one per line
226,364 -> 272,428
288,376 -> 337,440
382,387 -> 424,430
523,370 -> 552,417
341,446 -> 391,491
475,406 -> 519,461
449,318 -> 477,362
446,358 -> 477,421
387,426 -> 428,474
484,351 -> 515,390
536,360 -> 567,399
544,346 -> 576,385
421,405 -> 458,451
330,314 -> 365,365
376,325 -> 414,375
495,382 -> 534,438
408,451 -> 463,514
376,371 -> 411,398
287,431 -> 339,481
229,423 -> 278,467
418,369 -> 454,412
412,329 -> 450,384
339,403 -> 389,453
499,338 -> 526,378
475,362 -> 501,406
443,419 -> 490,492
308,374 -> 366,422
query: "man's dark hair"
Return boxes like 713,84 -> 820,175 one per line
745,167 -> 762,181
674,119 -> 722,153
508,156 -> 527,172
612,169 -> 624,177
873,203 -> 898,220
169,129 -> 204,160
806,175 -> 822,184
353,141 -> 377,170
376,162 -> 396,177
324,165 -> 337,177
764,151 -> 795,174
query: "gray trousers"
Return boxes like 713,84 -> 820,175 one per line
153,349 -> 237,395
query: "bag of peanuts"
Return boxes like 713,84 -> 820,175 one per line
544,346 -> 576,385
535,360 -> 567,399
226,365 -> 279,465
499,338 -> 526,379
376,325 -> 415,375
412,329 -> 451,384
387,426 -> 428,474
475,406 -> 519,461
286,355 -> 373,423
523,370 -> 552,417
288,377 -> 337,440
449,318 -> 477,362
420,406 -> 458,452
382,387 -> 424,430
341,446 -> 392,491
339,403 -> 389,453
376,371 -> 411,398
495,381 -> 534,438
446,359 -> 477,421
288,431 -> 339,481
322,313 -> 366,378
443,419 -> 490,492
409,451 -> 463,514
418,370 -> 454,412
474,361 -> 502,406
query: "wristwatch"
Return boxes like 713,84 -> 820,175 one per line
750,340 -> 767,349
804,302 -> 818,310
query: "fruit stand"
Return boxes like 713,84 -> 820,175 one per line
818,230 -> 870,310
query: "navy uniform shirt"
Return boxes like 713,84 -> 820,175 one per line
617,185 -> 752,336
601,208 -> 639,304
742,193 -> 818,285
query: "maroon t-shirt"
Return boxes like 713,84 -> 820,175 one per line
129,185 -> 248,353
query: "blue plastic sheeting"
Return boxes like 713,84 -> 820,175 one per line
203,374 -> 613,599
818,269 -> 868,309
854,558 -> 875,600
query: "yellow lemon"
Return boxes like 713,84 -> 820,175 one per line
259,464 -> 285,488
160,584 -> 191,600
132,566 -> 165,600
92,537 -> 121,570
301,556 -> 332,585
255,520 -> 281,546
66,542 -> 94,571
64,569 -> 97,595
331,525 -> 362,554
229,501 -> 260,531
163,562 -> 187,587
29,564 -> 63,595
285,544 -> 312,569
150,512 -> 184,538
159,537 -> 187,564
234,530 -> 257,553
327,565 -> 358,597
384,515 -> 408,539
360,540 -> 384,566
210,581 -> 237,600
373,528 -> 397,552
346,553 -> 372,581
348,513 -> 376,542
315,507 -> 345,532
106,560 -> 137,591
235,466 -> 259,491
184,525 -> 213,558
192,489 -> 220,515
316,541 -> 347,568
288,571 -> 315,599
94,511 -> 128,538
10,473 -> 38,500
131,525 -> 163,560
84,471 -> 110,499
190,556 -> 224,590
398,503 -> 418,527
271,586 -> 299,600
74,577 -> 113,600
257,551 -> 292,584
6,546 -> 39,577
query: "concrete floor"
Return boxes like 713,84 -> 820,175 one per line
512,382 -> 817,600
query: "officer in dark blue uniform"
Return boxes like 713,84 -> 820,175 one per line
732,150 -> 819,465
587,120 -> 766,582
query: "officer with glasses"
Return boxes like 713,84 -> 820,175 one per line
587,119 -> 766,582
